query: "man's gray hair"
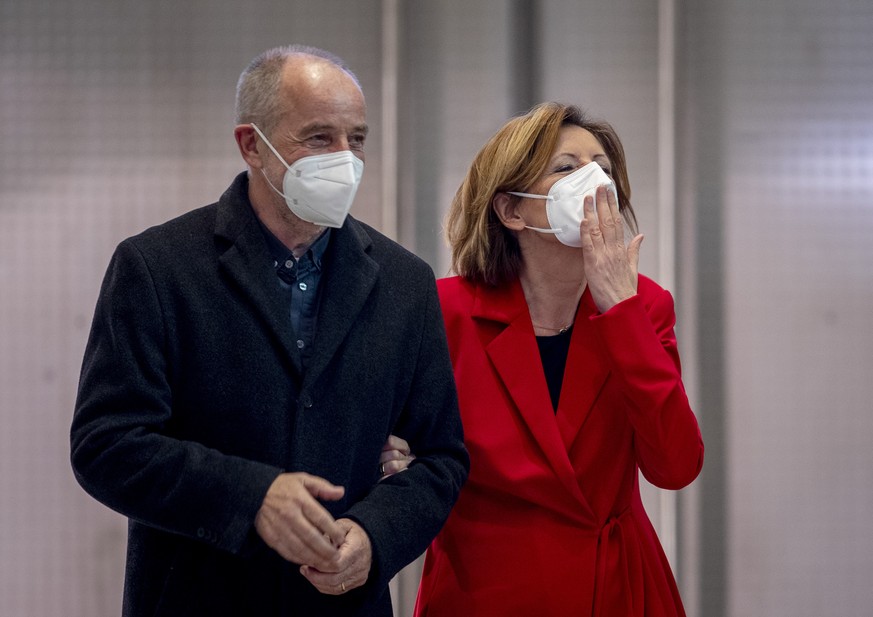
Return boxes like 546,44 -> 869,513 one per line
234,45 -> 360,133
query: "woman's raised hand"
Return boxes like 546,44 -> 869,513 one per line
579,185 -> 644,313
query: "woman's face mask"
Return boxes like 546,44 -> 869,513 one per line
251,123 -> 364,228
508,160 -> 617,247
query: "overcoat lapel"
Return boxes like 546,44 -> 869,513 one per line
303,219 -> 378,391
474,280 -> 595,517
214,185 -> 303,376
212,175 -> 379,389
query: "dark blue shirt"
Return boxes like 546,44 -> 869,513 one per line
258,222 -> 330,370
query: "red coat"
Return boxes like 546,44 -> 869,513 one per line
415,275 -> 704,617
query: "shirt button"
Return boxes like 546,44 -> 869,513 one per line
284,259 -> 294,269
298,282 -> 308,291
296,339 -> 305,349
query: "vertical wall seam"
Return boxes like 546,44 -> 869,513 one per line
657,0 -> 679,573
381,0 -> 399,240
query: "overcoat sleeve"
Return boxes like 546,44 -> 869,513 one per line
70,239 -> 282,553
342,274 -> 469,591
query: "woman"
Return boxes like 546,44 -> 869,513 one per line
413,103 -> 704,616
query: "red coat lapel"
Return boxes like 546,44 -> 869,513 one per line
472,280 -> 596,517
555,288 -> 611,451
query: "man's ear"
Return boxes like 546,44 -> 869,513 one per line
234,124 -> 264,169
492,192 -> 526,231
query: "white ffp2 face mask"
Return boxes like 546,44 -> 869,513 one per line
251,123 -> 364,228
508,160 -> 618,247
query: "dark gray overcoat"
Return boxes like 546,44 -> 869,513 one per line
71,173 -> 469,616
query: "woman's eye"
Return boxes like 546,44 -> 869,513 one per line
555,165 -> 574,173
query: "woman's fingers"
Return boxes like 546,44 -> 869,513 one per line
379,434 -> 415,480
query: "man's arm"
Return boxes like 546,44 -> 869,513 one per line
336,276 -> 470,592
70,240 -> 282,553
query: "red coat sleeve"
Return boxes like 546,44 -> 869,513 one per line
591,283 -> 704,489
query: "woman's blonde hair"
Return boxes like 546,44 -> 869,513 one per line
446,102 -> 638,287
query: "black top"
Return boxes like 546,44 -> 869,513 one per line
536,327 -> 573,412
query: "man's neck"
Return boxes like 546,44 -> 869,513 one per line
249,178 -> 328,257
272,218 -> 327,259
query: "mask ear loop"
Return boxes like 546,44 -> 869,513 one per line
250,123 -> 292,171
507,191 -> 550,201
505,191 -> 562,234
524,225 -> 561,234
250,123 -> 296,201
259,169 -> 290,201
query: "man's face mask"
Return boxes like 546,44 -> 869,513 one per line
251,123 -> 364,228
508,160 -> 618,247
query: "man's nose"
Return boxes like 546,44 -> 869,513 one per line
327,135 -> 353,153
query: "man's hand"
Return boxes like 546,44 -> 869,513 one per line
254,472 -> 346,570
300,518 -> 373,595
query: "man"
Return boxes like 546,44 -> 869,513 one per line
70,45 -> 468,616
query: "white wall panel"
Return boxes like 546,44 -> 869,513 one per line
540,0 -> 663,278
397,0 -> 514,273
678,1 -> 873,615
718,1 -> 873,615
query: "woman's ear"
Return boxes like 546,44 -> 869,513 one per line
492,192 -> 526,231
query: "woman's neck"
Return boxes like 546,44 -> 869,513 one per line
518,246 -> 586,336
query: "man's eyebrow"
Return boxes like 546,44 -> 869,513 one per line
297,123 -> 369,135
297,123 -> 333,134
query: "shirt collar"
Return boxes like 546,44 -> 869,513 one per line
258,219 -> 330,272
